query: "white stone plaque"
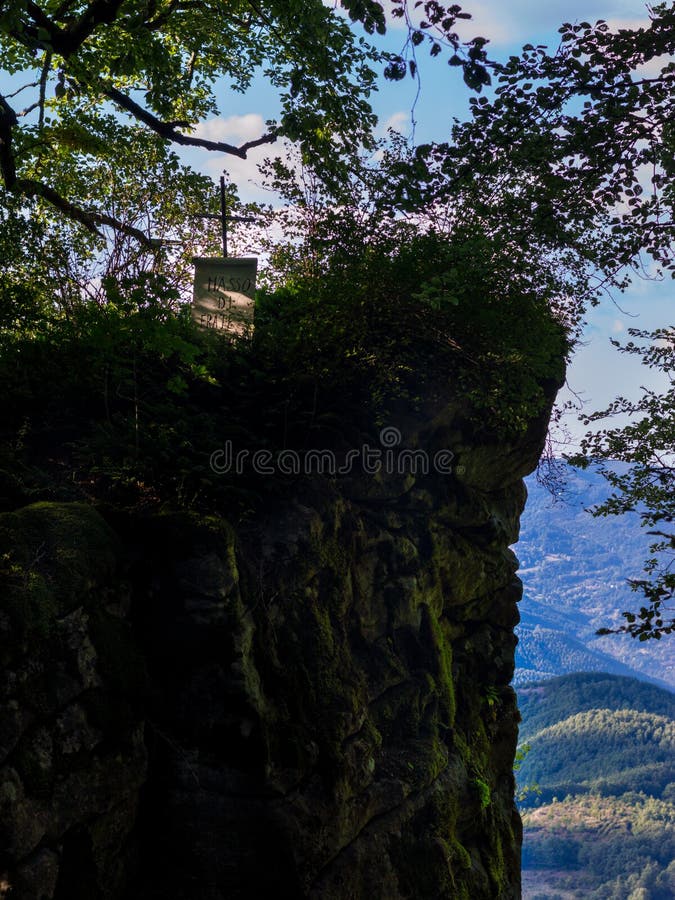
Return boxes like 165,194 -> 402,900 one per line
192,257 -> 257,334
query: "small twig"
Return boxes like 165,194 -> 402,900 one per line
4,81 -> 40,100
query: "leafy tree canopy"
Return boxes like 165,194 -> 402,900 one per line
0,0 -> 488,242
391,4 -> 675,310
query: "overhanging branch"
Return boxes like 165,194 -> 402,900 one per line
14,178 -> 156,247
3,94 -> 150,247
105,86 -> 278,157
25,0 -> 127,58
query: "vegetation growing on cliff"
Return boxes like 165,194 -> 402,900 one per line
0,218 -> 567,514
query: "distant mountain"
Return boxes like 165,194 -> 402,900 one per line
518,673 -> 675,900
515,463 -> 674,689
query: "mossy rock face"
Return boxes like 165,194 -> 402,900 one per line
0,502 -> 147,898
0,357 -> 557,899
0,502 -> 120,644
0,480 -> 529,899
0,264 -> 565,900
122,461 -> 532,898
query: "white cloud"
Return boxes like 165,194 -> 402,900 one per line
193,113 -> 268,145
188,114 -> 285,204
635,55 -> 673,79
386,0 -> 517,43
452,2 -> 521,45
379,110 -> 411,135
611,319 -> 625,334
603,16 -> 652,31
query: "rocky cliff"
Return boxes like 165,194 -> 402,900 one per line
0,379 -> 560,899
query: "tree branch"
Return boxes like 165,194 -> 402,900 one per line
15,177 -> 156,246
38,51 -> 51,131
53,0 -> 81,17
25,0 -> 126,58
58,0 -> 127,51
0,96 -> 18,187
17,102 -> 42,118
4,81 -> 41,100
1,100 -> 153,246
239,131 -> 280,154
105,85 -> 278,157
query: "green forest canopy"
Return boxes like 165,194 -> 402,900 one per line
0,0 -> 488,238
518,673 -> 675,899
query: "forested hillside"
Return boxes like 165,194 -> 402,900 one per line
518,673 -> 675,900
518,672 -> 675,741
516,464 -> 674,689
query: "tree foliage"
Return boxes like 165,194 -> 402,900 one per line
0,1 -> 489,244
0,213 -> 567,513
390,4 -> 674,316
570,329 -> 675,640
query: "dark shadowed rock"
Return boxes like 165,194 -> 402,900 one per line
0,371 -> 561,898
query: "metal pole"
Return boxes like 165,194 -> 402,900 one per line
220,175 -> 228,257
